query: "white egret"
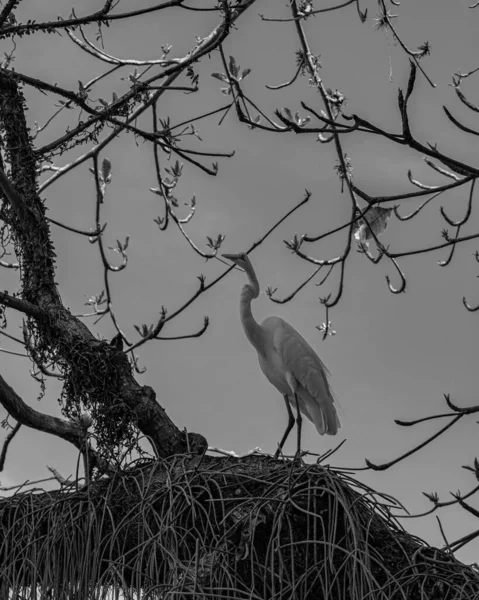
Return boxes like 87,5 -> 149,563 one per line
222,252 -> 340,458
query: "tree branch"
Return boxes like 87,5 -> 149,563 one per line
0,70 -> 209,461
0,376 -> 79,441
0,420 -> 21,471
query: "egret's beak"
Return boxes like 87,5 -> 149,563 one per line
221,253 -> 239,263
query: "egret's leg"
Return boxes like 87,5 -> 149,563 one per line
293,393 -> 303,457
274,395 -> 295,459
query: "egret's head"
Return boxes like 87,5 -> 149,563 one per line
222,252 -> 259,296
222,252 -> 251,271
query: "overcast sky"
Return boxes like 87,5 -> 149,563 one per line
2,0 -> 479,565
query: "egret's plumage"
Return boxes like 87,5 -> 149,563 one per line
223,252 -> 340,457
260,316 -> 340,435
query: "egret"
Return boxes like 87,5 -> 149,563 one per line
222,252 -> 341,458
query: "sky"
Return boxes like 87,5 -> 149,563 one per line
1,0 -> 479,566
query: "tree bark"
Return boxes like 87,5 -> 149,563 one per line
0,70 -> 207,463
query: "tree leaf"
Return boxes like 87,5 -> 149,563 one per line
211,72 -> 228,82
229,55 -> 238,77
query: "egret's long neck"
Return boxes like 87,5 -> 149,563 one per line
239,268 -> 266,354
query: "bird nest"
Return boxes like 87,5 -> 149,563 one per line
1,453 -> 478,599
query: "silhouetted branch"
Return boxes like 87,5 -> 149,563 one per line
266,59 -> 304,90
267,265 -> 323,304
443,106 -> 479,137
156,317 -> 209,341
128,190 -> 312,352
0,374 -> 111,474
47,217 -> 107,237
376,3 -> 435,87
0,420 -> 21,471
0,291 -> 47,319
0,0 -> 18,29
260,0 -> 357,21
0,1 -> 211,40
365,414 -> 463,471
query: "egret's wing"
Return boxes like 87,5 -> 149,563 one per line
270,318 -> 340,435
270,319 -> 332,393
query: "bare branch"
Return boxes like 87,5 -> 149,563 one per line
0,420 -> 21,471
0,1 -> 203,39
366,414 -> 463,471
0,291 -> 47,319
0,374 -> 87,450
0,330 -> 24,345
376,3 -> 435,87
267,265 -> 323,304
128,190 -> 312,352
66,26 -> 174,66
156,316 -> 209,340
47,216 -> 107,237
443,106 -> 479,137
0,0 -> 20,29
266,59 -> 304,90
393,192 -> 442,221
260,0 -> 357,21
424,158 -> 462,181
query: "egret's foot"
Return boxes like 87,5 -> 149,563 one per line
272,448 -> 308,463
293,449 -> 308,465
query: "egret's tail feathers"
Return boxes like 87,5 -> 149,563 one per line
305,394 -> 341,436
324,403 -> 341,435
